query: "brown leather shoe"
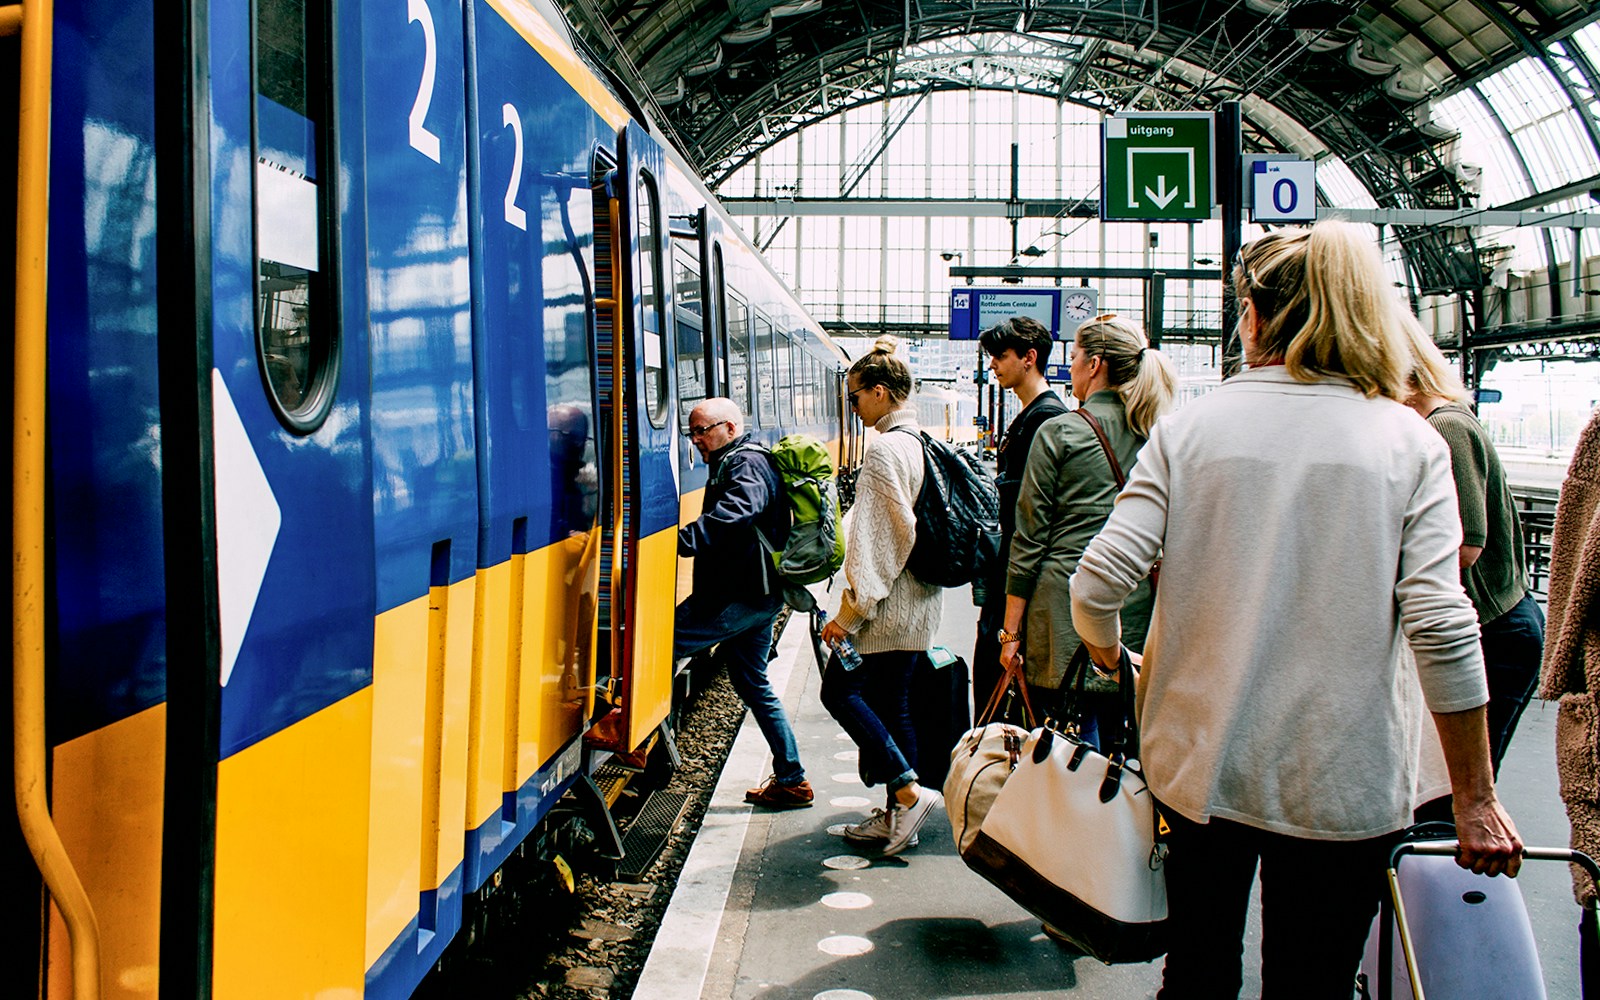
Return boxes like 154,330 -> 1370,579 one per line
744,777 -> 814,809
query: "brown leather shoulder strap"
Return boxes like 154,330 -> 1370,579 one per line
1076,407 -> 1125,488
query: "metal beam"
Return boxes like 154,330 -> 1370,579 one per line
951,265 -> 1225,280
724,197 -> 1600,229
724,197 -> 1099,217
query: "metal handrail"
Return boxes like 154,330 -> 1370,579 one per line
10,1 -> 103,997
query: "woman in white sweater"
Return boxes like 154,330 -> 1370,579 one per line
1068,221 -> 1523,996
819,336 -> 943,857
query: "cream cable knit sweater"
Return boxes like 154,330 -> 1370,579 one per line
832,408 -> 943,654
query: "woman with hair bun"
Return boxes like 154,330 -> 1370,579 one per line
997,314 -> 1177,746
1069,221 -> 1523,996
818,336 -> 944,857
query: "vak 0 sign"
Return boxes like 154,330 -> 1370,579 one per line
1102,112 -> 1214,222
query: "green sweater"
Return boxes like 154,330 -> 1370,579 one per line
1007,392 -> 1154,689
1426,402 -> 1526,624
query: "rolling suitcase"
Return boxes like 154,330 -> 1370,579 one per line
1357,835 -> 1600,999
909,646 -> 971,789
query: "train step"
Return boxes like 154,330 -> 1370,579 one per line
616,789 -> 691,882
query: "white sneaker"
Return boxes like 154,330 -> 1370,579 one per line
842,808 -> 918,848
843,808 -> 892,843
883,786 -> 941,857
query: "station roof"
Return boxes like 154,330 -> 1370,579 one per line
557,0 -> 1600,296
559,0 -> 1590,186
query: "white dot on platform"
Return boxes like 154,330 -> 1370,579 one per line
821,892 -> 873,910
834,732 -> 852,741
831,772 -> 862,784
830,796 -> 870,809
817,935 -> 875,957
822,855 -> 872,870
815,991 -> 875,1000
833,749 -> 860,762
826,823 -> 851,837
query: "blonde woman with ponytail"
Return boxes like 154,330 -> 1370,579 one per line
818,336 -> 944,857
1068,220 -> 1522,997
998,315 -> 1177,748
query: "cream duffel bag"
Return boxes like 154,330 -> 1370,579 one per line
944,660 -> 1035,854
961,646 -> 1169,965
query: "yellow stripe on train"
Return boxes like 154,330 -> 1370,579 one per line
47,704 -> 165,1000
629,526 -> 679,749
214,689 -> 372,998
486,0 -> 630,129
365,575 -> 475,970
465,535 -> 595,840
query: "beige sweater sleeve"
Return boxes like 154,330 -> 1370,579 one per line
833,433 -> 920,634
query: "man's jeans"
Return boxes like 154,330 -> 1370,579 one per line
1483,592 -> 1546,774
675,594 -> 804,786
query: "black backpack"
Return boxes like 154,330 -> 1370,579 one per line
893,428 -> 1002,588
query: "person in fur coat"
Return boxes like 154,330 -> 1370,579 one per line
1539,406 -> 1600,951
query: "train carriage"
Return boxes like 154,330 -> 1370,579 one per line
7,0 -> 852,997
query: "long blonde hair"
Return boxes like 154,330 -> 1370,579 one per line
1234,220 -> 1411,400
1074,315 -> 1178,436
848,335 -> 913,402
1402,316 -> 1471,403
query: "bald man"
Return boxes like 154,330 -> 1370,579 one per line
675,398 -> 812,808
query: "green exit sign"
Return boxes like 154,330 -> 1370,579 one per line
1102,112 -> 1215,222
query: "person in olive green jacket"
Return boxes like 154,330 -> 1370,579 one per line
998,315 -> 1177,745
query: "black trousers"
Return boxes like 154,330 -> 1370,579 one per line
1157,809 -> 1400,999
973,604 -> 1040,726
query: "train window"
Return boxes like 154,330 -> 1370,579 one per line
754,313 -> 775,428
804,354 -> 816,424
776,332 -> 794,424
796,352 -> 808,424
674,243 -> 704,423
254,0 -> 338,433
713,245 -> 730,395
636,172 -> 668,428
727,293 -> 750,417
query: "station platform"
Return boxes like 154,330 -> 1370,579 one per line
635,590 -> 1580,1000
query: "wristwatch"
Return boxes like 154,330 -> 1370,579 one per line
996,629 -> 1021,644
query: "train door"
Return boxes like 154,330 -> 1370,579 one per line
672,218 -> 710,604
589,122 -> 679,752
165,0 -> 380,996
21,1 -> 172,995
457,0 -> 612,897
359,0 -> 481,992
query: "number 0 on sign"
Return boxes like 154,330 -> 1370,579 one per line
1251,160 -> 1317,222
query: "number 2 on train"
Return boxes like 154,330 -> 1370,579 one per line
407,0 -> 442,162
503,103 -> 527,230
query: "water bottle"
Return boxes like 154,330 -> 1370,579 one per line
815,610 -> 864,671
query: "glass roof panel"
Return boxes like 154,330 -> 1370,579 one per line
1433,87 -> 1532,204
1478,58 -> 1599,191
1317,157 -> 1377,209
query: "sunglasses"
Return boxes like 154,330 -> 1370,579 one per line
1233,247 -> 1262,290
847,387 -> 872,408
685,420 -> 731,439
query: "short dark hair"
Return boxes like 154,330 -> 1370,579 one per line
979,315 -> 1054,366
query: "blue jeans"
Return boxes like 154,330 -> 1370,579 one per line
675,593 -> 804,786
820,649 -> 919,793
1483,593 -> 1545,775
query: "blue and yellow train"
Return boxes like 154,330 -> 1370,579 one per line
6,0 -> 857,996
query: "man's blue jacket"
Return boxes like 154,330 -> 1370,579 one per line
677,433 -> 791,606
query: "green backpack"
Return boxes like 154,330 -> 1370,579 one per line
766,434 -> 845,586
